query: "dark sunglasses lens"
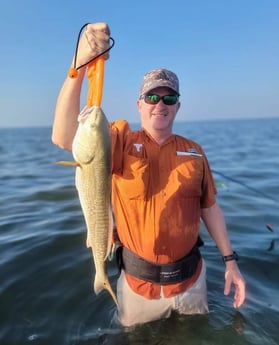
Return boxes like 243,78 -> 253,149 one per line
144,94 -> 178,105
163,95 -> 178,105
145,94 -> 160,104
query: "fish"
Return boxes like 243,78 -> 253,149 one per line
62,105 -> 117,306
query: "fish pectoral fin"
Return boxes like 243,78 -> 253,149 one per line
55,161 -> 80,167
108,242 -> 115,261
86,233 -> 91,248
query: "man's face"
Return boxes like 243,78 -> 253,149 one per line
137,87 -> 180,135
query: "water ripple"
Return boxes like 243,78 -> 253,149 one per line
1,120 -> 279,345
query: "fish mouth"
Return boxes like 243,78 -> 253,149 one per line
78,108 -> 91,123
78,106 -> 99,124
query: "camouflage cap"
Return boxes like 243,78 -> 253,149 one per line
139,68 -> 180,97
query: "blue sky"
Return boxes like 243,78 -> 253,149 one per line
0,0 -> 278,127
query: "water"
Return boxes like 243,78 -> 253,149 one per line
1,117 -> 278,345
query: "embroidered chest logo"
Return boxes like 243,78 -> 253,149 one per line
133,143 -> 143,152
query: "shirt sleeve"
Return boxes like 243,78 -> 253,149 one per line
200,148 -> 217,208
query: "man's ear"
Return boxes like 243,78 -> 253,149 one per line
136,99 -> 141,112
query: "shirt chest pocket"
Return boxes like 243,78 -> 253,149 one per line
117,154 -> 149,200
172,156 -> 204,197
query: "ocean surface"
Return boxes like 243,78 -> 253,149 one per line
1,117 -> 278,345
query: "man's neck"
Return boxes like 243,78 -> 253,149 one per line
142,128 -> 173,145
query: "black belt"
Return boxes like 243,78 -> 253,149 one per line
117,243 -> 202,285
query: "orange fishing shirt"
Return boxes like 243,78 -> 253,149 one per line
110,120 -> 217,299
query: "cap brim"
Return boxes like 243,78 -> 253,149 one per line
141,80 -> 179,96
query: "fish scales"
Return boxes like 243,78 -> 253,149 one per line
73,106 -> 117,306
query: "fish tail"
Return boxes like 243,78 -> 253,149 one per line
94,277 -> 118,307
106,284 -> 118,307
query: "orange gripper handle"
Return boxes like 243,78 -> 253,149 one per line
87,57 -> 105,107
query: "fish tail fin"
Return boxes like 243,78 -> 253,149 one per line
106,284 -> 118,307
94,276 -> 118,307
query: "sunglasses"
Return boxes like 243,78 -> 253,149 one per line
140,94 -> 179,105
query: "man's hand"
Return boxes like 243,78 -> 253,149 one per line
74,22 -> 111,68
224,261 -> 246,308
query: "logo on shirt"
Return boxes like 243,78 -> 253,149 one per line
176,148 -> 203,157
133,143 -> 143,152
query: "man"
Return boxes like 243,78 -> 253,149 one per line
52,23 -> 246,327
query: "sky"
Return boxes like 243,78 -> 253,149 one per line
0,0 -> 278,128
